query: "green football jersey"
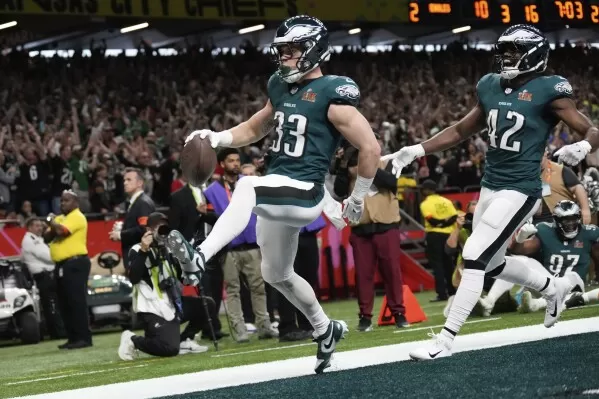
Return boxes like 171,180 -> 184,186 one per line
265,73 -> 360,184
477,73 -> 573,197
536,222 -> 599,279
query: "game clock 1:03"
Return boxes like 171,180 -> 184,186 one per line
408,0 -> 599,26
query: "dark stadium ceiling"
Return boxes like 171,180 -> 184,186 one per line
1,16 -> 598,52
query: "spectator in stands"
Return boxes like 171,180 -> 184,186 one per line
420,179 -> 458,302
0,150 -> 16,212
18,141 -> 51,216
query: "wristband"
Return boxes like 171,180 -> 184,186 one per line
579,140 -> 592,154
413,144 -> 425,158
350,175 -> 374,201
219,130 -> 233,147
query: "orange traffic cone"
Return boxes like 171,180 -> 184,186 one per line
377,285 -> 427,326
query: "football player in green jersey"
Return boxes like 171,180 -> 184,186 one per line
509,200 -> 599,312
168,15 -> 381,373
383,24 -> 599,361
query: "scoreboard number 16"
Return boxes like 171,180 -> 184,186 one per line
525,4 -> 539,23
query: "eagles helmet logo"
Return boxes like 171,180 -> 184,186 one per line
336,85 -> 360,99
554,80 -> 573,95
278,25 -> 322,42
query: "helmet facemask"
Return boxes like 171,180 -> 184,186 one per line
270,40 -> 330,83
553,200 -> 582,239
495,26 -> 549,80
555,215 -> 580,239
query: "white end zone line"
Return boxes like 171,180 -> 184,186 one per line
5,365 -> 149,386
215,317 -> 502,358
9,317 -> 599,399
393,317 -> 501,333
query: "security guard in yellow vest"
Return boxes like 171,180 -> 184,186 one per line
419,180 -> 458,302
44,190 -> 91,349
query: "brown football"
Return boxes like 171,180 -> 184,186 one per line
181,135 -> 217,187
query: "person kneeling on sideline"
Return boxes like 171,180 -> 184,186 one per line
119,212 -> 209,360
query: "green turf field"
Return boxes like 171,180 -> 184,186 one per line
1,291 -> 598,398
165,332 -> 599,399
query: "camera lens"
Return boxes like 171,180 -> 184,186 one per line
157,225 -> 170,236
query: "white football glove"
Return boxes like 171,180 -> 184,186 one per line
515,223 -> 538,243
553,140 -> 592,166
342,196 -> 364,224
185,129 -> 232,149
380,144 -> 425,178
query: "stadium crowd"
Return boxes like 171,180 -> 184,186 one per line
0,42 -> 598,222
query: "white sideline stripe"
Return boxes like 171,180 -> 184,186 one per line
393,317 -> 501,333
211,342 -> 314,358
216,317 -> 501,357
5,365 -> 148,385
10,317 -> 599,399
582,388 -> 599,394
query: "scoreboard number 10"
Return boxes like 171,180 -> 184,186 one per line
473,1 -> 511,23
474,0 -> 489,18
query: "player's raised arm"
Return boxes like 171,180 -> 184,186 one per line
422,103 -> 486,154
382,102 -> 485,177
186,100 -> 275,149
328,103 -> 381,223
328,104 -> 380,179
551,96 -> 599,165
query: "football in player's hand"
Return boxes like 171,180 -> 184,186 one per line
181,135 -> 217,187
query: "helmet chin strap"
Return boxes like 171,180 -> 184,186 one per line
563,230 -> 578,239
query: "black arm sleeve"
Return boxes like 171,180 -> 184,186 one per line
127,248 -> 148,284
562,166 -> 581,189
333,170 -> 350,198
445,243 -> 459,256
428,215 -> 458,228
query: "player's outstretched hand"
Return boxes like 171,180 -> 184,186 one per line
554,140 -> 592,166
342,196 -> 364,224
380,144 -> 425,177
515,222 -> 538,243
185,129 -> 220,148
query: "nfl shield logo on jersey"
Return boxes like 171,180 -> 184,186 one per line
574,240 -> 584,248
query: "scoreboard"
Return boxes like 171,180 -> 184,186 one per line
407,0 -> 599,27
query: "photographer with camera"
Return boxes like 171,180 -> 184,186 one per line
118,212 -> 208,361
